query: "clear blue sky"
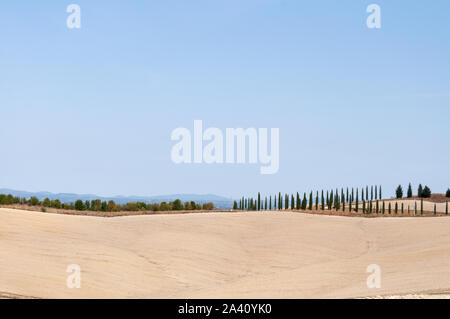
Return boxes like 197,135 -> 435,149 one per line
1,1 -> 449,199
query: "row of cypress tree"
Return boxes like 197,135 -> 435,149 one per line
237,185 -> 383,212
234,186 -> 449,215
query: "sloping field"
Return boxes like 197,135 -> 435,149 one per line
1,207 -> 450,298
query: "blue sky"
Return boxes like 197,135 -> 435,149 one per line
0,0 -> 449,199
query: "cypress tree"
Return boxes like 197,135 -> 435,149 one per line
407,183 -> 413,198
376,200 -> 379,214
265,197 -> 268,210
446,202 -> 448,215
269,196 -> 272,210
302,193 -> 307,210
349,199 -> 352,212
434,203 -> 436,215
316,191 -> 319,210
291,194 -> 295,210
408,205 -> 410,215
273,196 -> 276,211
329,190 -> 334,210
278,192 -> 281,210
321,190 -> 325,210
382,201 -> 385,214
414,201 -> 417,216
375,185 -> 378,200
309,192 -> 313,210
346,187 -> 349,202
401,203 -> 404,214
369,200 -> 372,214
296,192 -> 300,210
362,200 -> 366,214
355,190 -> 359,213
352,188 -> 354,203
395,202 -> 398,214
366,185 -> 369,200
396,185 -> 403,199
379,185 -> 382,200
371,186 -> 373,200
388,202 -> 391,214
285,194 -> 288,210
418,184 -> 423,198
326,191 -> 329,209
362,188 -> 364,203
258,192 -> 261,211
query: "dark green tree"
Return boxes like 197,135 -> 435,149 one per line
396,185 -> 403,199
422,186 -> 431,198
316,191 -> 319,210
258,192 -> 261,211
321,190 -> 325,210
418,184 -> 423,197
355,190 -> 359,212
309,192 -> 313,210
74,199 -> 85,211
302,193 -> 307,210
407,183 -> 413,198
334,193 -> 340,211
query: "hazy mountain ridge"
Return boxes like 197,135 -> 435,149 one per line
0,189 -> 233,209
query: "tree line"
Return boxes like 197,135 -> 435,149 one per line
396,183 -> 432,199
0,194 -> 214,212
235,185 -> 384,213
234,184 -> 449,215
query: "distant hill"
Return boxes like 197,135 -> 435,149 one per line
0,189 -> 233,209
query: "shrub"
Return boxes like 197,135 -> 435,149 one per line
29,197 -> 40,206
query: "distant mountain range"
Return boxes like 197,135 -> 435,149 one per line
0,189 -> 233,209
